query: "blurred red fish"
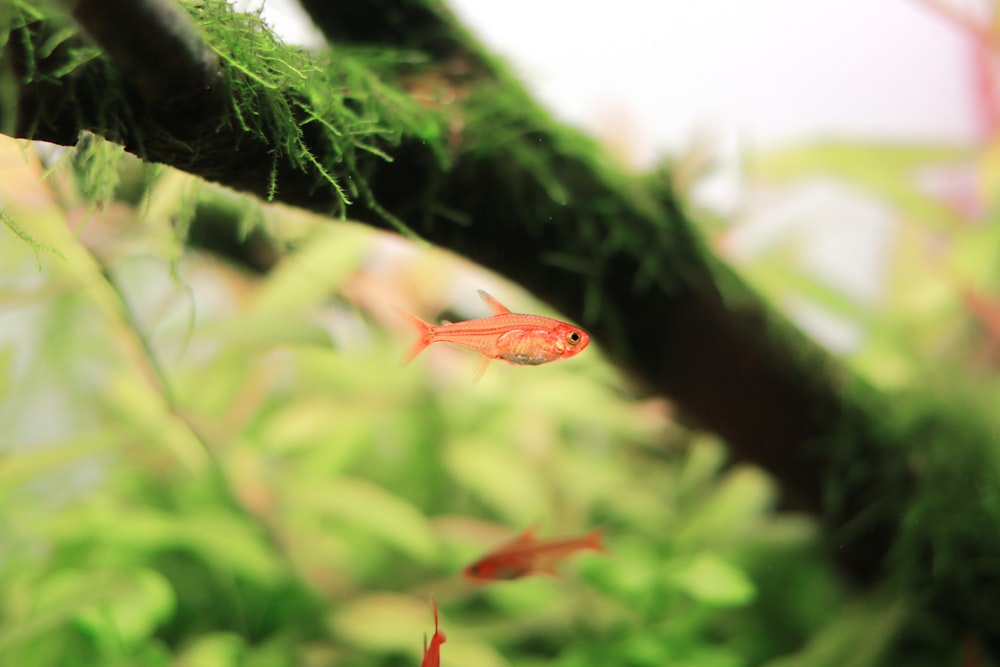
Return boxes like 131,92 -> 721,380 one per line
420,596 -> 446,667
397,290 -> 590,380
463,527 -> 604,582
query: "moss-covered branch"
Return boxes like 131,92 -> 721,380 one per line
2,0 -> 1000,655
4,0 -> 439,216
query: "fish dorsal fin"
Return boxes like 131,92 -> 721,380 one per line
477,290 -> 512,316
497,526 -> 536,552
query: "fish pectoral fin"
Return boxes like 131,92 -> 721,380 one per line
477,290 -> 513,315
473,356 -> 490,382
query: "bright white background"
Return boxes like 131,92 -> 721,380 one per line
259,0 -> 983,160
447,0 -> 979,163
450,0 -> 977,161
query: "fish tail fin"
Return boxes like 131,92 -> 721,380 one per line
584,527 -> 605,553
395,309 -> 435,366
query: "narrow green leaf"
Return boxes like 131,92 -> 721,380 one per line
0,432 -> 117,491
445,440 -> 547,526
327,593 -> 430,655
249,224 -> 372,317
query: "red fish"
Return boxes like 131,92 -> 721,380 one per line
397,290 -> 590,380
420,596 -> 446,667
463,527 -> 604,582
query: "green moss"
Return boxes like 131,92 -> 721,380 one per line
820,378 -> 1000,647
889,387 -> 1000,631
3,0 -> 452,240
6,0 -> 132,159
0,206 -> 65,268
182,0 -> 446,236
70,132 -> 126,205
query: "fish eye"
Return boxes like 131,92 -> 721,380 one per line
567,331 -> 581,345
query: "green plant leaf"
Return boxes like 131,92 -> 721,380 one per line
666,553 -> 756,607
279,476 -> 437,563
752,142 -> 972,230
760,596 -> 909,667
674,466 -> 776,547
75,568 -> 175,648
445,439 -> 547,526
173,632 -> 246,667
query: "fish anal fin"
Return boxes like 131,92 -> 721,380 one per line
473,356 -> 490,382
534,563 -> 560,578
477,290 -> 513,315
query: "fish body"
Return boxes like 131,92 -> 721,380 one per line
463,527 -> 604,582
420,597 -> 446,667
397,291 -> 590,380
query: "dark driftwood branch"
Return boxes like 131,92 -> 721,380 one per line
71,0 -> 223,114
3,0 -> 999,654
297,0 -> 485,67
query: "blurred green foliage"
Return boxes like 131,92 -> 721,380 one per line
5,85 -> 1000,665
0,134 -> 876,667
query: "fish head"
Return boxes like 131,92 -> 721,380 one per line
553,323 -> 590,358
462,559 -> 493,582
463,556 -> 530,582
